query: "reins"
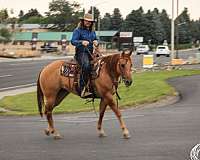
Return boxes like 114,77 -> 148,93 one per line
83,48 -> 127,114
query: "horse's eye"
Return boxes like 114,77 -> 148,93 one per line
121,64 -> 125,68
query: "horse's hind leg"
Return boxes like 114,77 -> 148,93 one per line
44,96 -> 62,139
106,94 -> 131,139
97,98 -> 107,137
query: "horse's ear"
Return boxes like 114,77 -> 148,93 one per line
128,49 -> 133,56
121,50 -> 125,57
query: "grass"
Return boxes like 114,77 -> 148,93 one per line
1,69 -> 200,116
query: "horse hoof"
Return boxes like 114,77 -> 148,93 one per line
99,133 -> 107,138
98,129 -> 107,138
54,135 -> 63,140
123,133 -> 131,139
44,129 -> 50,136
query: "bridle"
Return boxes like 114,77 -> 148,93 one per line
118,57 -> 131,83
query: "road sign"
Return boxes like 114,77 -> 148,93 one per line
143,55 -> 154,68
133,37 -> 143,43
120,32 -> 133,38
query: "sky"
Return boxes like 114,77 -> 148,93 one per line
0,0 -> 199,20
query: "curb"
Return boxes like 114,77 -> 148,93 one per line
0,54 -> 74,62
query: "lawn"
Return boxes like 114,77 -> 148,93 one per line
1,69 -> 200,115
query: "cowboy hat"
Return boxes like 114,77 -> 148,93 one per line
79,13 -> 95,22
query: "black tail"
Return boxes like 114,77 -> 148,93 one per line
37,72 -> 44,117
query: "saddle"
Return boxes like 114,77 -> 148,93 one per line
60,58 -> 103,98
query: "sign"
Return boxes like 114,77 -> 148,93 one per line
133,37 -> 143,43
120,32 -> 133,38
143,55 -> 154,68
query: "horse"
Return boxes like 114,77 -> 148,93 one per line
37,49 -> 133,139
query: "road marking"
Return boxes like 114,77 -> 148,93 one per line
0,75 -> 12,78
0,83 -> 36,91
9,62 -> 43,66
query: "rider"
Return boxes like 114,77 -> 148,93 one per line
71,13 -> 98,97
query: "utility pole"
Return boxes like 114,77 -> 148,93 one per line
98,16 -> 101,40
175,0 -> 179,59
171,0 -> 175,60
91,0 -> 94,20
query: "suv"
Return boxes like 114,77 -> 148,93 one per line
136,45 -> 150,55
155,45 -> 170,57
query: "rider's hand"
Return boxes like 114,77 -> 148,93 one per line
82,40 -> 89,47
93,40 -> 98,47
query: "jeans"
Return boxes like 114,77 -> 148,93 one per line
75,51 -> 92,93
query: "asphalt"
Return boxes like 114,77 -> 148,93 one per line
0,54 -> 70,112
0,72 -> 200,159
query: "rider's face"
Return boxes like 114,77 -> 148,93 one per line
84,20 -> 92,28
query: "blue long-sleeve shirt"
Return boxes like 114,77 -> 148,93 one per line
71,27 -> 98,53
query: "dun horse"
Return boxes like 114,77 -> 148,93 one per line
37,49 -> 133,139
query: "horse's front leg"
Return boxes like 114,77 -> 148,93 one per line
97,98 -> 107,137
44,97 -> 62,139
106,94 -> 131,139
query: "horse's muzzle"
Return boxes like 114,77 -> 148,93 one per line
124,79 -> 132,87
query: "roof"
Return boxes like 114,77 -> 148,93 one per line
96,31 -> 118,37
13,31 -> 118,41
6,24 -> 55,29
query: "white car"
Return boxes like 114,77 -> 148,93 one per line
136,45 -> 150,55
155,45 -> 170,57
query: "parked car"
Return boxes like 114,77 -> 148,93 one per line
136,45 -> 150,55
40,42 -> 58,53
155,45 -> 170,57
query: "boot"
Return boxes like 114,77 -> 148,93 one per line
81,86 -> 92,98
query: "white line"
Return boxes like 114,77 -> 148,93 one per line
0,83 -> 36,91
9,62 -> 42,66
0,75 -> 12,78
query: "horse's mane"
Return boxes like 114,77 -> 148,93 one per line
102,53 -> 121,78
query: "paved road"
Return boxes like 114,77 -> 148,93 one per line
0,75 -> 200,160
0,49 -> 199,91
133,48 -> 199,69
0,56 -> 67,91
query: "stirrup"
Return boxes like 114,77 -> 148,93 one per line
81,87 -> 92,98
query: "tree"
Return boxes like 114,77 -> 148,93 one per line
45,0 -> 82,31
176,8 -> 192,44
18,10 -> 24,19
143,10 -> 155,43
0,28 -> 12,43
101,13 -> 112,30
88,6 -> 100,30
122,7 -> 145,34
151,8 -> 166,44
160,9 -> 171,43
19,8 -> 42,22
111,8 -> 123,30
21,16 -> 44,24
0,9 -> 9,23
190,19 -> 200,42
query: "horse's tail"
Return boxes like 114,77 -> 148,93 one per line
37,72 -> 44,117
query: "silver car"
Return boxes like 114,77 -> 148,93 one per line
136,45 -> 150,55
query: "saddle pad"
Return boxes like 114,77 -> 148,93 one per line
60,62 -> 78,77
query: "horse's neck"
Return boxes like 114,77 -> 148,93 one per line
104,55 -> 120,82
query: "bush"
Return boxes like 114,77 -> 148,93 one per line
0,28 -> 12,43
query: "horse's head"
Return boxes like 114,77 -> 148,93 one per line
117,49 -> 133,87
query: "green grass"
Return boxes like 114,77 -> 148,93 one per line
1,69 -> 200,116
